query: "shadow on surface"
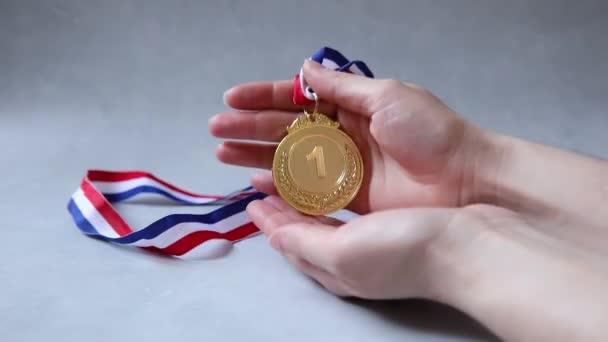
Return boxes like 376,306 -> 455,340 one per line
346,298 -> 500,341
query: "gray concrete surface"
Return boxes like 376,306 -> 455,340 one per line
1,0 -> 607,341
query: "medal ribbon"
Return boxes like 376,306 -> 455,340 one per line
67,170 -> 265,259
67,47 -> 374,259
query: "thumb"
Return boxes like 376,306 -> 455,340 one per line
269,222 -> 337,272
302,59 -> 396,117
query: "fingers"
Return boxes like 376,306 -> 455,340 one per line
247,195 -> 342,238
224,80 -> 299,111
247,199 -> 293,236
285,254 -> 351,297
216,141 -> 275,169
209,111 -> 294,142
247,196 -> 315,236
302,60 -> 403,117
247,196 -> 351,296
269,222 -> 337,272
251,172 -> 277,195
223,80 -> 337,114
263,195 -> 344,226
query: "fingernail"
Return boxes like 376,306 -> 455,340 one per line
207,114 -> 218,130
223,87 -> 234,105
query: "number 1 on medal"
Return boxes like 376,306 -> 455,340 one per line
306,146 -> 326,178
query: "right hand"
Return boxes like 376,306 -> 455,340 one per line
246,194 -> 608,342
210,60 -> 496,214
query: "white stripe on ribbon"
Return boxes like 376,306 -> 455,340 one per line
348,63 -> 366,77
126,211 -> 251,248
91,178 -> 249,204
72,189 -> 120,238
320,58 -> 340,70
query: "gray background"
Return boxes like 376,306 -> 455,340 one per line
1,0 -> 607,341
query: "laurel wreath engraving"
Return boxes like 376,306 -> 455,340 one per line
277,144 -> 359,214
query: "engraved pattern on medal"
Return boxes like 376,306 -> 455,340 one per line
277,144 -> 359,214
287,113 -> 339,133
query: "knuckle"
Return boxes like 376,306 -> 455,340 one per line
379,78 -> 406,93
380,79 -> 437,103
364,79 -> 406,113
263,211 -> 285,230
327,70 -> 346,95
414,86 -> 432,98
403,81 -> 427,92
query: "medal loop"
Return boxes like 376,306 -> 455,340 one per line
303,92 -> 320,121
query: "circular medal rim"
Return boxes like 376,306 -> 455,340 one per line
272,124 -> 364,216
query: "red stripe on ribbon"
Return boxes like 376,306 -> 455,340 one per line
154,222 -> 259,256
292,73 -> 314,106
87,170 -> 225,199
81,178 -> 134,236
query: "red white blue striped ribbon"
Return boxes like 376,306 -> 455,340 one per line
293,46 -> 374,105
67,47 -> 373,259
67,170 -> 265,259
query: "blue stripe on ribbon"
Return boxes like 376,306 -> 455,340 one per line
103,186 -> 212,205
67,199 -> 101,236
312,47 -> 349,66
310,47 -> 374,78
68,192 -> 267,244
102,185 -> 255,205
338,60 -> 374,78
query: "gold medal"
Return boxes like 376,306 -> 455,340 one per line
272,95 -> 364,216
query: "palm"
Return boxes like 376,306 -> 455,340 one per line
333,108 -> 415,213
333,102 -> 464,213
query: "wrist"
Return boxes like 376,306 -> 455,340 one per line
454,122 -> 509,208
422,207 -> 486,305
466,126 -> 608,228
424,205 -> 608,341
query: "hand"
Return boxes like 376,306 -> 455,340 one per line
209,60 -> 497,214
246,195 -> 455,299
247,195 -> 608,341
